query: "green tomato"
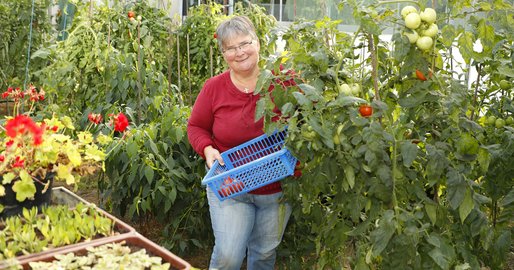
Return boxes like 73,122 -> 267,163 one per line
420,8 -> 437,24
350,84 -> 361,95
456,133 -> 479,155
495,118 -> 505,128
405,13 -> 421,29
506,116 -> 514,125
339,83 -> 352,95
499,79 -> 511,90
404,30 -> 419,44
401,6 -> 418,18
416,36 -> 433,51
421,23 -> 438,38
486,115 -> 497,126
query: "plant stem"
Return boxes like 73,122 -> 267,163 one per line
367,33 -> 380,102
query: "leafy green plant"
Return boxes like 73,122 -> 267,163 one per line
33,0 -> 178,125
255,1 -> 513,269
28,241 -> 171,269
102,102 -> 211,255
0,0 -> 53,90
0,203 -> 114,260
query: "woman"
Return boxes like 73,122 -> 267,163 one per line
187,16 -> 292,270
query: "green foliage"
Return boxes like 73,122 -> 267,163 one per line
257,1 -> 514,269
175,1 -> 277,103
33,0 -> 179,124
102,102 -> 211,255
0,204 -> 114,260
0,0 -> 53,90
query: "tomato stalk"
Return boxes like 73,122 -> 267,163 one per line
376,0 -> 419,6
334,27 -> 361,90
367,33 -> 380,102
470,63 -> 482,121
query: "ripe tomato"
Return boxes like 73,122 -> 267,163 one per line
415,69 -> 427,81
127,11 -> 135,19
233,181 -> 245,192
218,187 -> 231,198
359,104 -> 373,118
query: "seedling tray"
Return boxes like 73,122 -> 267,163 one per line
13,233 -> 191,270
0,201 -> 135,269
202,129 -> 297,201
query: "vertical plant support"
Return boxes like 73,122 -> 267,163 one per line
186,34 -> 192,106
176,32 -> 181,101
136,20 -> 142,124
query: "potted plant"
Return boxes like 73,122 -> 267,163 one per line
0,85 -> 130,218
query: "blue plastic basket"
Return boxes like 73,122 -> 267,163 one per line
202,130 -> 297,201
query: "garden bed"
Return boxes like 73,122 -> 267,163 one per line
0,199 -> 135,269
12,233 -> 191,270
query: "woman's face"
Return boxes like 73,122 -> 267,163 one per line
222,34 -> 260,74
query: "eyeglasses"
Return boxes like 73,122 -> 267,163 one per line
222,40 -> 253,56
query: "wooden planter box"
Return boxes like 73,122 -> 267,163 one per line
11,233 -> 191,270
0,188 -> 136,269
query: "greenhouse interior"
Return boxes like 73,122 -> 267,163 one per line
0,0 -> 513,269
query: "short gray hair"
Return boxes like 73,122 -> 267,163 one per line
216,15 -> 257,49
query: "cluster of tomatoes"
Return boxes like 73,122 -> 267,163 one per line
217,177 -> 246,198
484,114 -> 514,129
401,6 -> 438,51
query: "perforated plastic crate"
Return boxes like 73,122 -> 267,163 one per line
202,130 -> 297,201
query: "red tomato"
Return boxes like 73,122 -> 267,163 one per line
415,69 -> 427,81
223,177 -> 234,185
359,105 -> 373,118
233,181 -> 245,192
127,11 -> 135,18
218,187 -> 232,198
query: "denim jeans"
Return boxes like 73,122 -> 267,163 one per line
206,187 -> 292,270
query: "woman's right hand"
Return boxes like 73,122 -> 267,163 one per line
204,145 -> 224,168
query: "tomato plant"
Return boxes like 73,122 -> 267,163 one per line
256,1 -> 513,269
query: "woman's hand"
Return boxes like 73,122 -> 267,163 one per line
204,145 -> 225,168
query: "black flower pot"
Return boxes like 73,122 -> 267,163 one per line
0,174 -> 54,220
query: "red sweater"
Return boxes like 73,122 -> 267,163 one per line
187,70 -> 281,195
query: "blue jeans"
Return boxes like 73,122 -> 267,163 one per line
206,187 -> 292,270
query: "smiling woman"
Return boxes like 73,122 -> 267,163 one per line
187,15 -> 293,270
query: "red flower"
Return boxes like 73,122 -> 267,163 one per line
6,140 -> 14,148
0,155 -> 4,162
1,92 -> 9,99
112,112 -> 129,132
213,33 -> 217,39
88,113 -> 103,125
5,115 -> 44,146
12,156 -> 25,168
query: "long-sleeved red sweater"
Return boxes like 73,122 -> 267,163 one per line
187,70 -> 281,195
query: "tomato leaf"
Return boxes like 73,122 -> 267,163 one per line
459,188 -> 474,223
370,210 -> 396,256
447,169 -> 467,210
425,203 -> 437,225
400,140 -> 418,167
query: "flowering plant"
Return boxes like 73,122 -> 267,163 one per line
0,85 -> 130,208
